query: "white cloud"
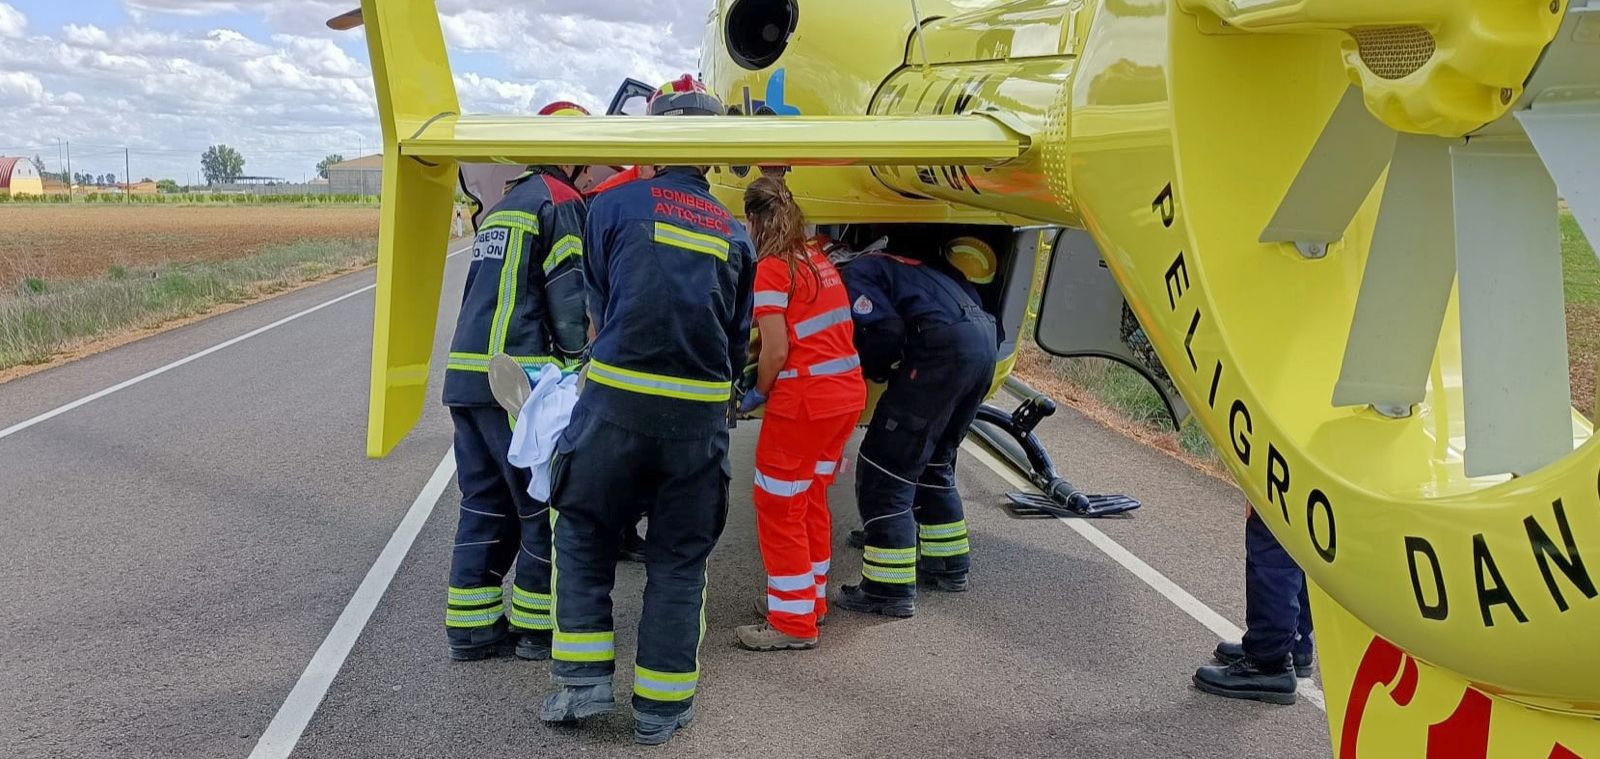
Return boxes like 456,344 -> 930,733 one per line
0,2 -> 713,180
0,2 -> 25,39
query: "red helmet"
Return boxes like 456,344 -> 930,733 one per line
537,100 -> 590,117
647,75 -> 724,116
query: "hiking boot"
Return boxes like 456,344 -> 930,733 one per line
1192,655 -> 1297,705
448,620 -> 515,662
1213,641 -> 1314,678
735,621 -> 817,652
753,596 -> 826,626
833,583 -> 915,618
634,707 -> 694,745
515,630 -> 552,661
538,683 -> 616,723
919,572 -> 969,593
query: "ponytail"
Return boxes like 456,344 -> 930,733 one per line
743,176 -> 822,302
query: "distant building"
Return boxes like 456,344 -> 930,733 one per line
0,157 -> 44,197
326,154 -> 383,195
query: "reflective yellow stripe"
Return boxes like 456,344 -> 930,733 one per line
483,210 -> 540,233
586,359 -> 732,402
447,585 -> 503,604
512,586 -> 551,608
862,565 -> 917,584
918,520 -> 968,539
446,352 -> 563,373
544,235 -> 582,273
553,630 -> 616,662
488,228 -> 526,355
445,604 -> 504,627
919,539 -> 971,557
653,222 -> 729,261
863,546 -> 917,564
633,665 -> 698,702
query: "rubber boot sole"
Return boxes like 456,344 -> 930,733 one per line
515,638 -> 551,661
1191,674 -> 1298,705
635,709 -> 694,745
449,635 -> 516,662
538,696 -> 615,723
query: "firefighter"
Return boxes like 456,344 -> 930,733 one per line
836,238 -> 999,618
733,177 -> 867,651
441,101 -> 591,662
1191,503 -> 1315,704
539,76 -> 754,746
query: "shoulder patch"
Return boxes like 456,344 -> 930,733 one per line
472,226 -> 510,261
853,294 -> 874,315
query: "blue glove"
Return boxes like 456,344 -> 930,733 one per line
738,388 -> 768,415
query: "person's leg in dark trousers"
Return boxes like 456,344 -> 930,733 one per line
543,411 -> 644,720
1192,507 -> 1301,704
632,430 -> 730,736
1241,508 -> 1307,665
445,406 -> 523,659
913,353 -> 993,590
1293,578 -> 1315,671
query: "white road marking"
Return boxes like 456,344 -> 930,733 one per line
960,439 -> 1327,711
0,244 -> 470,441
248,449 -> 458,759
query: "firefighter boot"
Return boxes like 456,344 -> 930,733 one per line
734,621 -> 818,652
1213,640 -> 1314,678
1192,654 -> 1298,705
448,619 -> 516,661
634,707 -> 694,745
516,630 -> 552,661
833,583 -> 915,618
538,682 -> 616,723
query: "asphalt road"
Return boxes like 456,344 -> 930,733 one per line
0,245 -> 1332,758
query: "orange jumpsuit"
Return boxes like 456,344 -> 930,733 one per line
752,246 -> 867,638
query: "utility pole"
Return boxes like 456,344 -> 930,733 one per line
64,140 -> 72,202
124,148 -> 131,202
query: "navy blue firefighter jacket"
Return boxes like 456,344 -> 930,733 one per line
443,167 -> 588,407
579,167 -> 756,439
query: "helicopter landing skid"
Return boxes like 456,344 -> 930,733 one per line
970,394 -> 1141,520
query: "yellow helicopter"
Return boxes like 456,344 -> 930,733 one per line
334,0 -> 1600,755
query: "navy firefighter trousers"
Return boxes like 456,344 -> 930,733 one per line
856,319 -> 997,598
446,406 -> 553,645
1241,507 -> 1314,663
546,407 -> 731,719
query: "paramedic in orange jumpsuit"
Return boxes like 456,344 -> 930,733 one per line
733,176 -> 867,651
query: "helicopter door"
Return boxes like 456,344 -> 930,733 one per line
608,78 -> 656,115
1034,229 -> 1191,429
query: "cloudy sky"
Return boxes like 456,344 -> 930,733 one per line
0,0 -> 709,183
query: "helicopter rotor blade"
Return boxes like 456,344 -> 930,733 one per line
327,8 -> 363,30
1519,106 -> 1600,262
1452,139 -> 1572,477
1259,85 -> 1396,252
1331,134 -> 1458,413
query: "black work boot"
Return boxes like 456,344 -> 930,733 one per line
538,682 -> 616,723
847,529 -> 866,549
1213,641 -> 1314,678
918,559 -> 970,593
634,706 -> 694,745
1193,654 -> 1297,705
834,583 -> 915,618
448,620 -> 516,661
515,630 -> 552,661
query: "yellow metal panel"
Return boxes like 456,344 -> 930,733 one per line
401,114 -> 1026,166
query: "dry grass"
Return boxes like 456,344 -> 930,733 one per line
0,205 -> 379,288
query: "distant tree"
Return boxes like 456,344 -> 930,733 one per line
156,178 -> 180,193
95,174 -> 106,186
201,144 -> 245,185
105,172 -> 116,187
316,153 -> 345,179
140,177 -> 153,183
31,154 -> 46,175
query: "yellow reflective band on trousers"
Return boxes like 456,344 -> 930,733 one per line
509,586 -> 553,631
653,222 -> 729,261
447,585 -> 503,604
544,235 -> 582,273
862,545 -> 917,584
488,227 -> 526,356
553,630 -> 615,662
586,359 -> 732,402
446,603 -> 504,628
482,210 -> 540,234
919,520 -> 970,557
633,665 -> 698,702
